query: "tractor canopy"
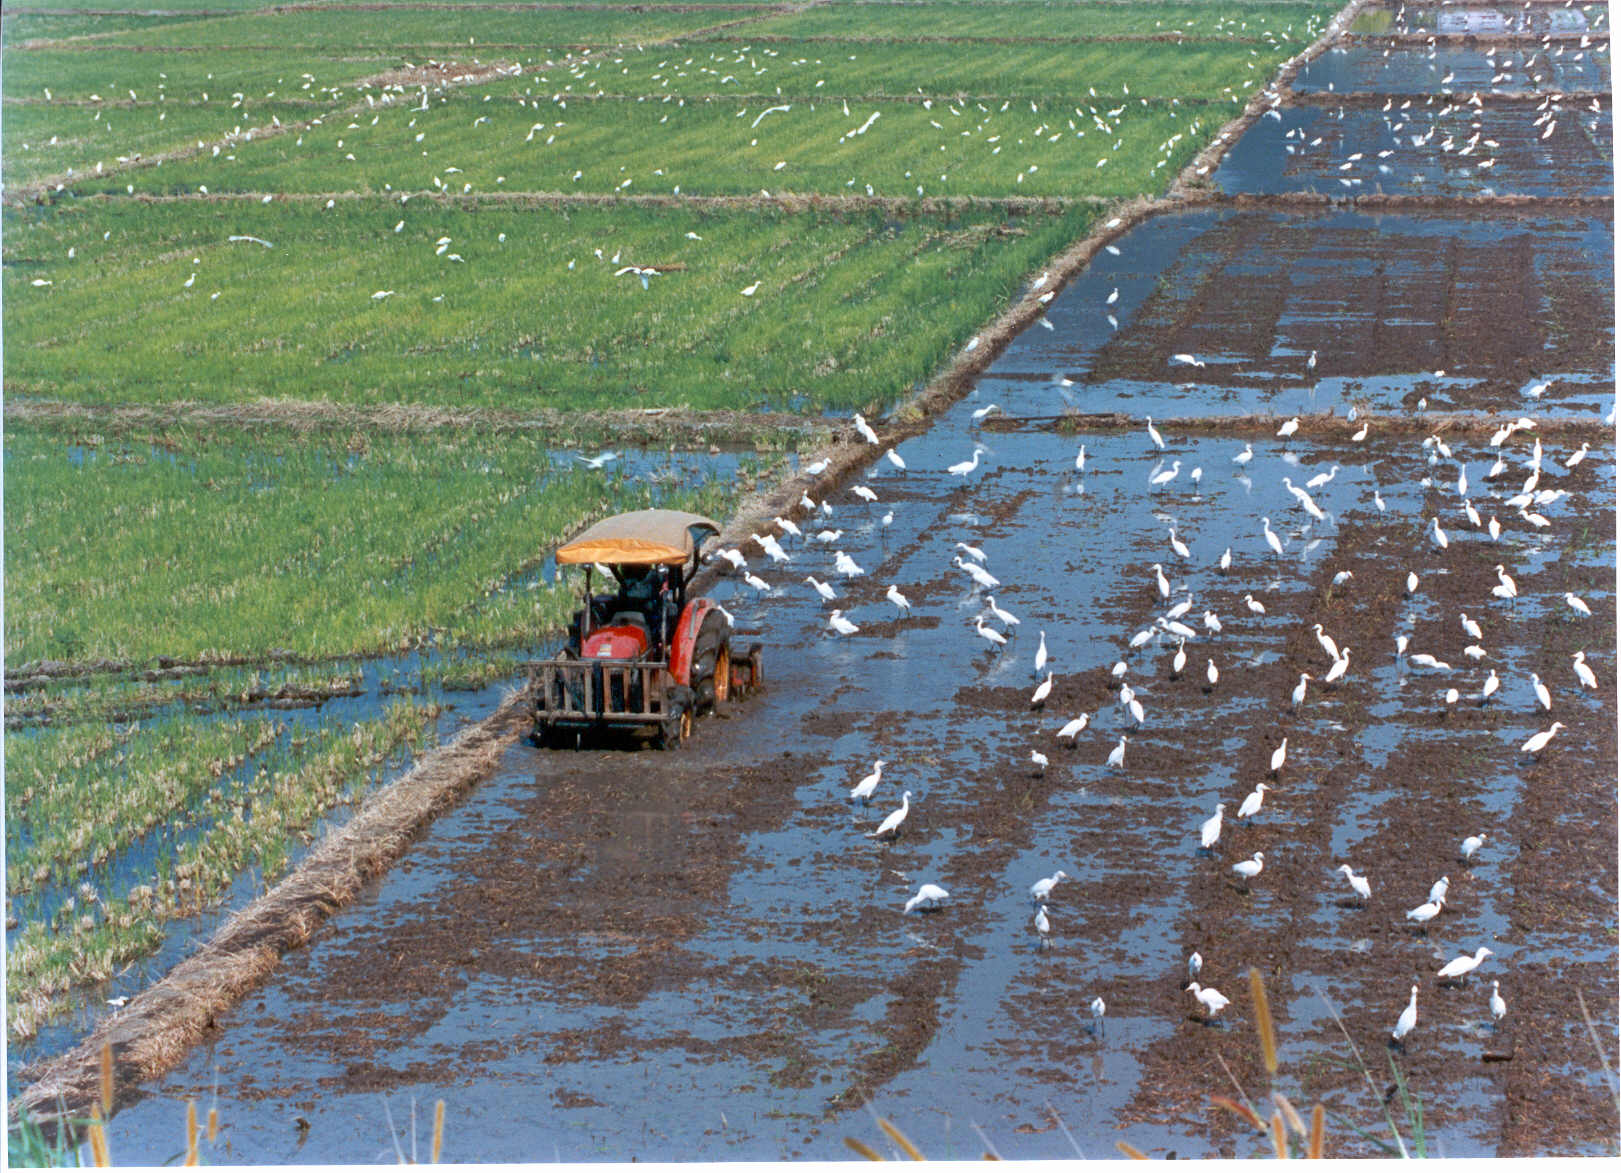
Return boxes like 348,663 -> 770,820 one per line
555,509 -> 722,570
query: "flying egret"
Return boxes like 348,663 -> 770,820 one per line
1107,736 -> 1128,769
866,790 -> 912,839
850,760 -> 886,803
1232,851 -> 1265,887
1236,782 -> 1271,822
1437,946 -> 1493,984
1057,714 -> 1089,741
1336,863 -> 1371,903
1186,982 -> 1230,1019
904,883 -> 950,913
828,610 -> 860,636
886,585 -> 912,615
1030,673 -> 1054,709
1029,870 -> 1067,904
1392,984 -> 1419,1045
1521,721 -> 1565,756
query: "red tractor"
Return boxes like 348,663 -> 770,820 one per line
528,509 -> 763,748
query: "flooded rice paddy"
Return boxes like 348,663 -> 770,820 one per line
31,1 -> 1617,1161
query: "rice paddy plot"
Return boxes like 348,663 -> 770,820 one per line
502,37 -> 1312,103
2,47 -> 406,105
1,10 -> 222,43
741,0 -> 1337,42
2,100 -> 325,188
1296,43 -> 1612,95
1,423 -> 748,667
4,198 -> 1095,411
1214,99 -> 1613,198
88,7 -> 737,53
76,87 -> 1207,199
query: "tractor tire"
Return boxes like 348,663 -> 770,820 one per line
657,686 -> 694,750
689,612 -> 731,715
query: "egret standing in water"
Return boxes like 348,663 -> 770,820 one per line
904,883 -> 950,913
1232,851 -> 1265,889
1392,984 -> 1419,1048
849,760 -> 886,804
1199,803 -> 1225,852
1489,980 -> 1507,1025
1030,870 -> 1067,904
1034,904 -> 1052,950
1031,673 -> 1054,709
885,585 -> 912,615
1461,834 -> 1485,863
1336,863 -> 1371,903
1236,782 -> 1271,822
1186,982 -> 1230,1021
1107,736 -> 1129,770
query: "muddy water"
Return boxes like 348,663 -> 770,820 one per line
90,8 -> 1619,1162
1297,44 -> 1610,94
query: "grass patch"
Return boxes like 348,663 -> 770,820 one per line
4,199 -> 1095,411
3,422 -> 749,665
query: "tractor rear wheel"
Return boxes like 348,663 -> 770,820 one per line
690,612 -> 731,715
657,686 -> 694,750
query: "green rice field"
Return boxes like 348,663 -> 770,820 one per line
2,0 -> 1341,1058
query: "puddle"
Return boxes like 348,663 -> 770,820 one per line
1298,44 -> 1611,94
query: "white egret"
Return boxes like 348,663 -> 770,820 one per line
805,575 -> 836,602
1152,563 -> 1171,599
1291,673 -> 1312,710
1392,984 -> 1419,1044
850,760 -> 886,803
973,616 -> 1008,650
1168,528 -> 1191,560
1565,592 -> 1593,618
1323,649 -> 1351,686
885,585 -> 912,615
1428,875 -> 1450,905
904,883 -> 950,913
1430,517 -> 1449,550
743,571 -> 771,593
1232,851 -> 1265,886
1244,594 -> 1266,616
1206,659 -> 1219,689
1406,570 -> 1419,594
1029,870 -> 1067,903
1219,547 -> 1232,573
1033,904 -> 1052,949
1150,460 -> 1182,489
1262,517 -> 1284,558
1091,996 -> 1106,1032
1030,750 -> 1049,773
1572,652 -> 1597,690
716,548 -> 747,571
1233,443 -> 1254,466
1034,631 -> 1049,675
1276,417 -> 1300,441
1186,982 -> 1230,1019
948,447 -> 986,477
1199,804 -> 1225,850
1057,714 -> 1089,741
955,541 -> 988,563
1520,721 -> 1565,755
833,551 -> 865,578
884,448 -> 906,471
828,610 -> 860,636
986,597 -> 1020,627
1489,981 -> 1506,1023
954,556 -> 1000,591
1269,739 -> 1288,776
1030,673 -> 1054,709
1203,611 -> 1223,634
1145,416 -> 1166,450
1437,946 -> 1492,984
1173,641 -> 1187,678
1188,951 -> 1203,979
851,485 -> 878,504
866,790 -> 912,839
1481,669 -> 1500,704
1074,445 -> 1087,473
1461,834 -> 1486,862
1107,736 -> 1128,769
1236,782 -> 1271,822
1460,613 -> 1483,641
970,403 -> 1000,423
1336,863 -> 1371,902
1565,442 -> 1590,469
1312,624 -> 1340,662
852,413 -> 880,445
1405,895 -> 1445,930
